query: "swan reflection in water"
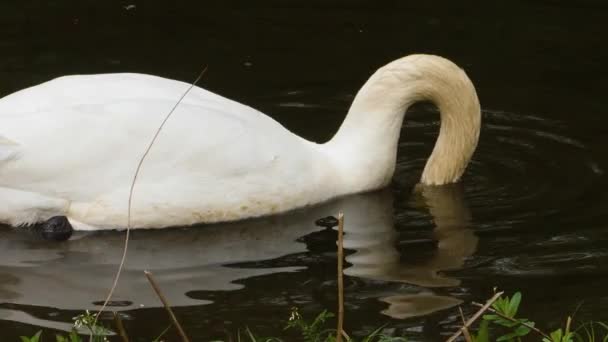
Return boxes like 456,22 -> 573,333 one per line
0,184 -> 476,325
341,184 -> 477,319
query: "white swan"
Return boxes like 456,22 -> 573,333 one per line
0,54 -> 480,230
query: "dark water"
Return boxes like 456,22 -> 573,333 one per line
1,1 -> 608,341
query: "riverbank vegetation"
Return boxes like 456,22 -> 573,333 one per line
19,290 -> 608,342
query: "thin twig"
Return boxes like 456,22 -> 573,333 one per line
95,67 -> 208,324
446,291 -> 504,342
145,270 -> 191,342
472,301 -> 551,339
113,312 -> 130,342
336,212 -> 345,342
458,307 -> 473,342
153,325 -> 172,342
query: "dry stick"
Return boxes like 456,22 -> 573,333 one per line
471,302 -> 551,340
565,316 -> 572,335
94,67 -> 208,326
458,307 -> 473,342
336,212 -> 345,342
145,270 -> 191,342
445,291 -> 504,342
113,312 -> 130,342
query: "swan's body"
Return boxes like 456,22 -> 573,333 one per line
0,54 -> 480,230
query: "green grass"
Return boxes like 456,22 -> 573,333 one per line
18,291 -> 608,342
469,291 -> 608,342
19,307 -> 405,342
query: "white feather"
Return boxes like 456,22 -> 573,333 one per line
0,136 -> 19,164
0,55 -> 481,230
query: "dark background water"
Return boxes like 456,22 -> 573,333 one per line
1,1 -> 608,341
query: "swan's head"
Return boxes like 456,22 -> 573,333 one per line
328,54 -> 481,190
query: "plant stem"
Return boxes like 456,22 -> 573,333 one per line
471,302 -> 551,340
113,312 -> 130,342
458,307 -> 473,342
95,67 -> 208,326
446,291 -> 504,342
337,212 -> 345,342
144,270 -> 191,342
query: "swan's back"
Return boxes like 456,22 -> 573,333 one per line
1,73 -> 234,114
0,73 -> 306,177
0,74 -> 331,228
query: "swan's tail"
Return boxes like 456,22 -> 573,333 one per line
0,187 -> 70,227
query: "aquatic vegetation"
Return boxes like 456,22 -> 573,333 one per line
18,292 -> 608,342
20,311 -> 109,342
19,331 -> 41,342
456,291 -> 608,342
282,308 -> 407,342
19,308 -> 405,342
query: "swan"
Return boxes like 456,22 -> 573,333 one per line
0,54 -> 480,231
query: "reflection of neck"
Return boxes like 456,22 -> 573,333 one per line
343,184 -> 478,288
342,184 -> 478,319
325,54 -> 481,194
421,184 -> 477,266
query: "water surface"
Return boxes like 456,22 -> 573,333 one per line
1,1 -> 608,340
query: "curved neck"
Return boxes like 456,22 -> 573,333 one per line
324,54 -> 481,192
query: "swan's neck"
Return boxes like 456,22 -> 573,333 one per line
324,54 -> 481,192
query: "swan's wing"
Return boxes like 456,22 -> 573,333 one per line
0,136 -> 19,164
0,73 -> 310,202
0,73 -> 229,114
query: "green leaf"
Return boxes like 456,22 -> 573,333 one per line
514,325 -> 531,337
472,320 -> 490,342
496,331 -> 519,341
56,333 -> 82,342
493,297 -> 508,313
496,319 -> 518,328
69,330 -> 82,342
20,331 -> 42,342
549,329 -> 564,342
507,292 -> 522,317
